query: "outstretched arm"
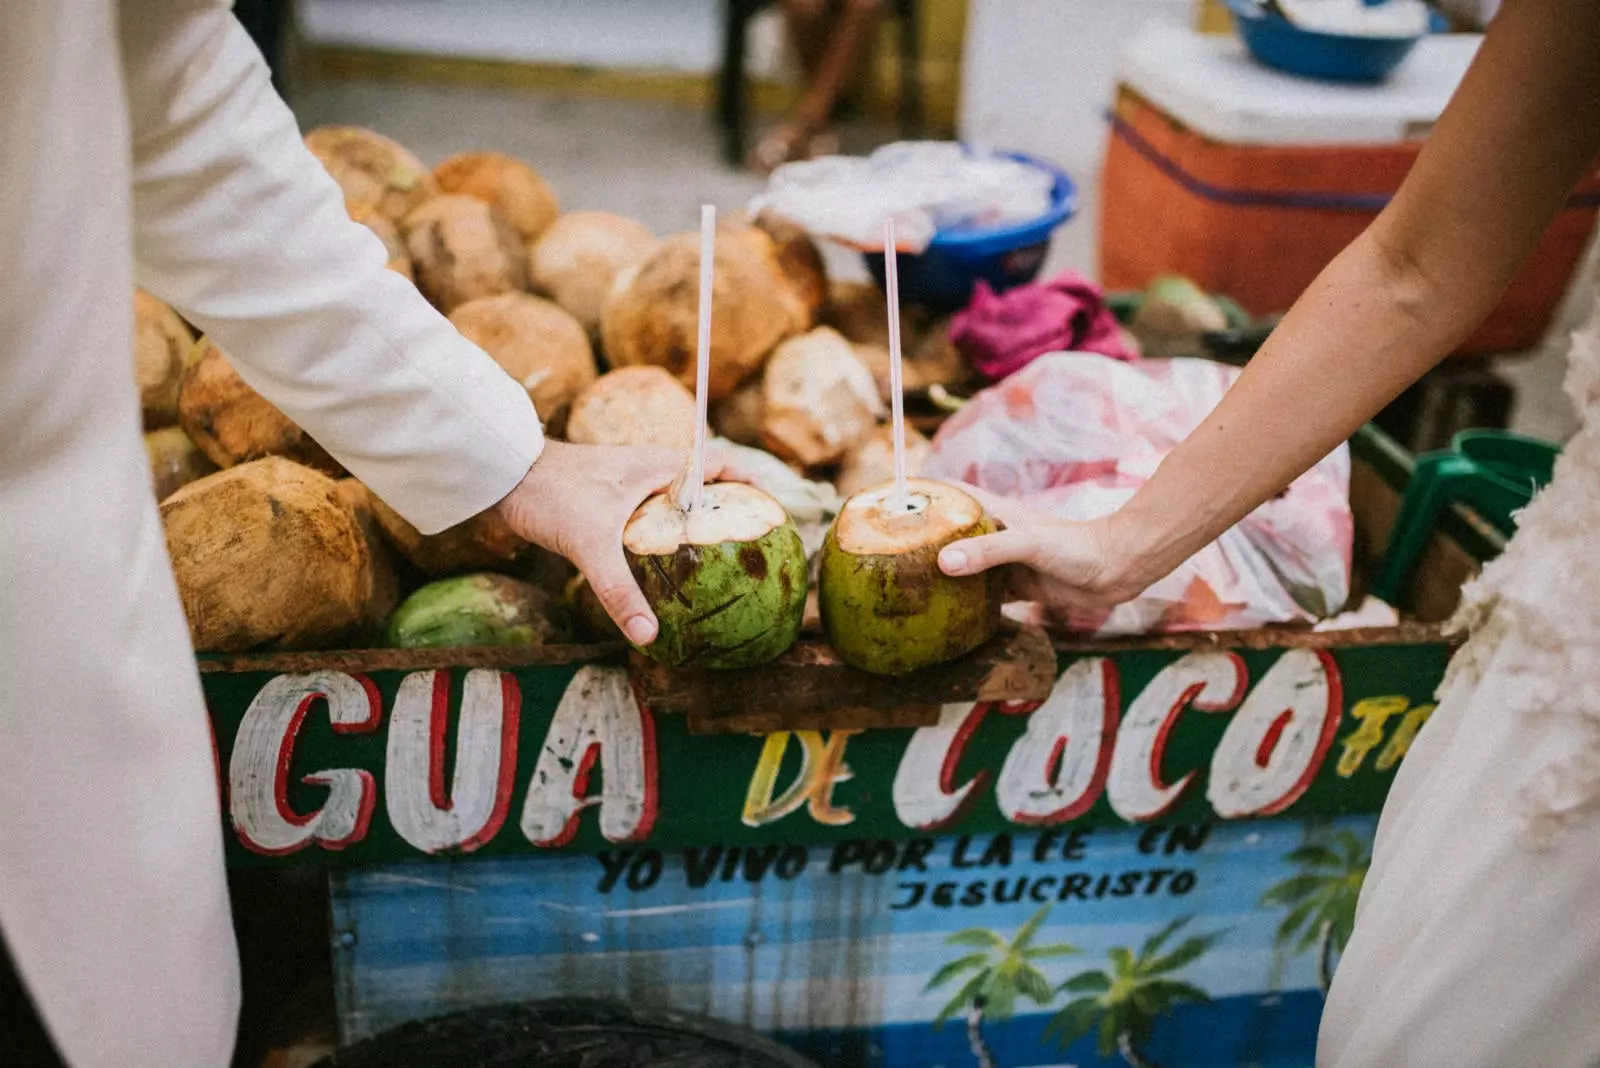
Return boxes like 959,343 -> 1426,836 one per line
942,0 -> 1600,615
119,1 -> 705,641
121,0 -> 542,536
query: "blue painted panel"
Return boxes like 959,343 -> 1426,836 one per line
331,817 -> 1375,1067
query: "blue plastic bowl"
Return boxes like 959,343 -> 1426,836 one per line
862,151 -> 1077,311
1223,0 -> 1423,83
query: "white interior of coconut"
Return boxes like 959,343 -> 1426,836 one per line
624,481 -> 789,555
834,477 -> 984,556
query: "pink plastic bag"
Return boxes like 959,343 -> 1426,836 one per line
925,353 -> 1353,635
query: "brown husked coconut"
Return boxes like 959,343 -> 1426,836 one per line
161,458 -> 372,652
708,375 -> 766,447
403,195 -> 530,314
145,426 -> 217,502
349,203 -> 414,280
333,479 -> 403,641
178,339 -> 344,477
823,279 -> 940,355
835,423 -> 932,498
565,366 -> 694,450
367,492 -> 571,590
304,126 -> 437,226
529,211 -> 656,344
600,223 -> 807,399
448,292 -> 596,432
433,152 -> 560,244
908,316 -> 980,392
751,212 -> 827,324
134,291 -> 196,429
849,320 -> 979,404
760,327 -> 885,468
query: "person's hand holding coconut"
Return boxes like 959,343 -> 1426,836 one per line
935,485 -> 1149,625
494,440 -> 734,648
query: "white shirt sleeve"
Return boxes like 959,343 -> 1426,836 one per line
120,0 -> 543,534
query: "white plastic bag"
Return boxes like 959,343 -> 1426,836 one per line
747,141 -> 1055,252
924,353 -> 1353,635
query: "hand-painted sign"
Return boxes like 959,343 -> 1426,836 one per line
207,638 -> 1448,867
330,817 -> 1378,1067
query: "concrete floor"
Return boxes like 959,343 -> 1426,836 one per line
291,76 -> 1589,444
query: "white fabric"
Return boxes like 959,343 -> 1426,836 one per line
1319,305 -> 1600,1064
0,3 -> 542,1066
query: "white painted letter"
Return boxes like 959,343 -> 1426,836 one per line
386,669 -> 521,854
1108,653 -> 1246,822
997,659 -> 1117,825
893,703 -> 989,831
1208,649 -> 1341,818
520,666 -> 657,847
230,672 -> 381,856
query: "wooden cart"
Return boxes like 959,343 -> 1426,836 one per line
220,425 -> 1496,1068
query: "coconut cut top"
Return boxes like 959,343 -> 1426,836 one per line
834,477 -> 985,556
624,481 -> 790,555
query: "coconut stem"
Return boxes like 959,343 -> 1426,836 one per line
677,203 -> 717,514
883,217 -> 908,514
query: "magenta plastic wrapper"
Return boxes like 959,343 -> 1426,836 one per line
925,353 -> 1353,635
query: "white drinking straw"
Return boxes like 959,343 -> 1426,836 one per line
684,204 -> 716,512
884,217 -> 908,512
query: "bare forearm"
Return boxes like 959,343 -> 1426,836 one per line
1104,0 -> 1600,589
1107,232 -> 1471,582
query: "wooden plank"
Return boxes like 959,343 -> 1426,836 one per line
686,704 -> 942,735
629,624 -> 1059,721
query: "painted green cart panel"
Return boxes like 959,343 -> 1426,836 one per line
203,424 -> 1483,1066
207,634 -> 1450,869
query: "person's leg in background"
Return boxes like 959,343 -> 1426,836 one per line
751,0 -> 885,172
232,0 -> 288,96
1,932 -> 69,1068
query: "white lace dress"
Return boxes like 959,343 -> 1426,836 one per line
1318,298 -> 1600,1066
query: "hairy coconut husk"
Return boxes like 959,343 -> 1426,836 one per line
304,126 -> 437,225
819,478 -> 1001,675
366,491 -> 570,589
386,573 -> 571,649
751,212 -> 827,324
447,292 -> 596,432
433,152 -> 560,244
529,211 -> 656,346
134,290 -> 197,429
623,482 -> 807,668
402,195 -> 530,314
161,458 -> 373,652
332,479 -> 404,642
349,203 -> 414,280
178,339 -> 343,476
600,223 -> 807,399
822,280 -> 940,353
145,426 -> 218,502
908,317 -> 981,392
835,424 -> 932,498
760,327 -> 885,468
849,321 -> 979,405
565,366 -> 695,450
709,375 -> 766,448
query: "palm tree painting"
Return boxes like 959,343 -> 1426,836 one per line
925,905 -> 1080,1068
1260,827 -> 1371,995
1043,917 -> 1222,1068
